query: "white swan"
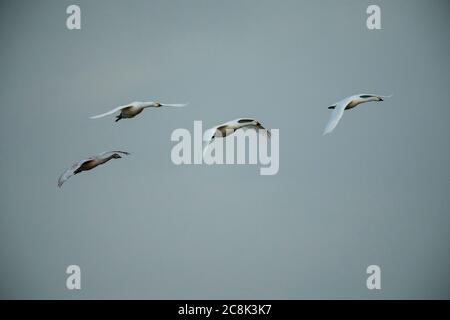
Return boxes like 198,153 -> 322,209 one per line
323,94 -> 392,135
57,151 -> 130,188
203,118 -> 271,153
90,101 -> 188,122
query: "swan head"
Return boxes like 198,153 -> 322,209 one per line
154,102 -> 162,107
111,153 -> 122,159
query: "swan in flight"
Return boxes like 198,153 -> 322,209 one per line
90,101 -> 188,122
57,151 -> 130,188
203,118 -> 271,152
323,94 -> 392,135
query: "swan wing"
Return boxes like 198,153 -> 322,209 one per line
57,158 -> 92,188
160,103 -> 189,108
89,105 -> 131,119
323,99 -> 349,135
97,150 -> 130,158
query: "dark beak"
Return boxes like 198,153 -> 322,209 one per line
378,97 -> 384,101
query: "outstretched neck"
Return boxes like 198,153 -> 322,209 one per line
98,155 -> 115,165
142,101 -> 157,108
365,96 -> 380,103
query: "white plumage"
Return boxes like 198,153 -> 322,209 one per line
90,101 -> 188,122
323,94 -> 392,135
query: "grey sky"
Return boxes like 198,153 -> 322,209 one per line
0,0 -> 449,299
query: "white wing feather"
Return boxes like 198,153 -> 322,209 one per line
160,103 -> 189,108
57,158 -> 92,188
98,150 -> 130,157
202,126 -> 216,155
323,100 -> 348,135
89,105 -> 130,119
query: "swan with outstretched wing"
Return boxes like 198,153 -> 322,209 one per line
323,94 -> 392,135
90,101 -> 188,122
203,118 -> 271,154
57,151 -> 130,187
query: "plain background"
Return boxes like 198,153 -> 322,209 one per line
0,0 -> 449,299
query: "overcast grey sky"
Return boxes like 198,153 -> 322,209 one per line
0,0 -> 449,299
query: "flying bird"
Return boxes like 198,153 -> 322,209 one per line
57,151 -> 130,188
203,118 -> 271,153
90,101 -> 188,122
323,94 -> 392,135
